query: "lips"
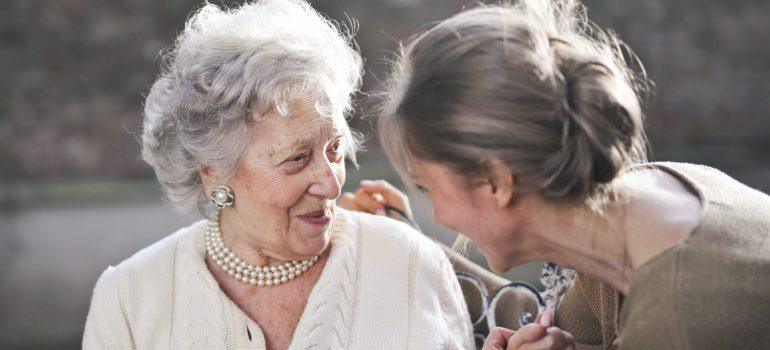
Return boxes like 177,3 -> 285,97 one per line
298,209 -> 332,225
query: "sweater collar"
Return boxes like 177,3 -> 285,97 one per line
179,208 -> 360,349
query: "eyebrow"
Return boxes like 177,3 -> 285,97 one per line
409,173 -> 422,185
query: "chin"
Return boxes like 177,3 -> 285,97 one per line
290,226 -> 332,257
487,260 -> 512,274
479,247 -> 513,273
306,232 -> 331,255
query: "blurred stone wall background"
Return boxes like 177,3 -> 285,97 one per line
1,0 -> 768,348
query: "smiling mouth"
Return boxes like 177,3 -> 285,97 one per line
297,209 -> 332,225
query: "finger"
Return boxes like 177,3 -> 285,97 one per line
339,192 -> 365,212
565,337 -> 576,350
563,331 -> 575,350
360,180 -> 410,213
496,327 -> 516,339
505,324 -> 547,349
519,328 -> 574,350
354,188 -> 385,214
482,327 -> 516,350
371,192 -> 386,203
538,308 -> 553,327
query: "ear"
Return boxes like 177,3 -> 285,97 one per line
199,164 -> 219,195
482,157 -> 515,208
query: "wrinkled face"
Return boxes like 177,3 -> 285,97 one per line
408,159 -> 519,272
211,100 -> 348,260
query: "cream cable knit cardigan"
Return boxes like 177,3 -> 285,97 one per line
83,208 -> 474,349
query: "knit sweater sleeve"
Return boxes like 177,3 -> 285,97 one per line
83,266 -> 134,350
555,278 -> 602,346
437,249 -> 476,349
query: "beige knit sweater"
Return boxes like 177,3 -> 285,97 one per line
556,162 -> 770,350
618,162 -> 770,349
82,208 -> 474,349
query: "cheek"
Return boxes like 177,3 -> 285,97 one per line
278,174 -> 314,208
431,191 -> 493,242
431,197 -> 470,233
236,168 -> 303,212
431,200 -> 450,227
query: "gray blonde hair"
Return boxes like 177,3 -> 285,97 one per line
141,0 -> 363,214
380,0 -> 649,203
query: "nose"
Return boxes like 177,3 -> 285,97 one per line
307,158 -> 342,200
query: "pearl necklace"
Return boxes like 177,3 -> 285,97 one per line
204,216 -> 319,287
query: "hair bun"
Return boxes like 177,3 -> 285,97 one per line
540,48 -> 645,200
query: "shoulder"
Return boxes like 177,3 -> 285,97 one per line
652,161 -> 719,174
342,208 -> 448,265
629,161 -> 734,193
90,220 -> 206,305
650,162 -> 770,203
85,221 -> 206,348
339,209 -> 473,348
341,209 -> 457,298
647,162 -> 770,244
343,208 -> 437,247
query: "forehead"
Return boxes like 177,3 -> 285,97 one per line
407,157 -> 439,182
409,157 -> 465,187
252,100 -> 345,157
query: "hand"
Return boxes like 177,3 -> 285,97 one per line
339,180 -> 413,220
482,309 -> 575,350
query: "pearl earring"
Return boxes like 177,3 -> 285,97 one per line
210,185 -> 235,208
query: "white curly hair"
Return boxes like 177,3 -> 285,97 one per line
141,0 -> 363,215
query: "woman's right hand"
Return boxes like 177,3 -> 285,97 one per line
339,180 -> 414,222
483,309 -> 575,350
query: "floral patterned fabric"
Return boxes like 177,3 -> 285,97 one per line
540,262 -> 576,311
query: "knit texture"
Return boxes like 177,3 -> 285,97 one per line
83,208 -> 474,349
554,273 -> 619,350
617,162 -> 770,349
556,162 -> 770,350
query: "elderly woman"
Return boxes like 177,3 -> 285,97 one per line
344,0 -> 770,349
82,1 -> 473,349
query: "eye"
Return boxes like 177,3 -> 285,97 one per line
415,184 -> 428,194
327,139 -> 344,162
281,151 -> 311,173
288,153 -> 308,163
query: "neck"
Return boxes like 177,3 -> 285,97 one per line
217,209 -> 310,267
205,214 -> 325,288
524,196 -> 635,294
499,169 -> 700,296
